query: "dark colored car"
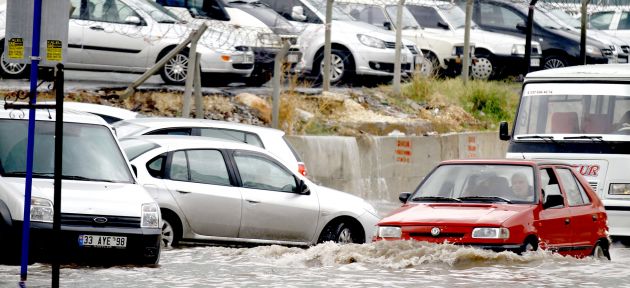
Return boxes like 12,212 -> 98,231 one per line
461,0 -> 614,69
375,159 -> 611,260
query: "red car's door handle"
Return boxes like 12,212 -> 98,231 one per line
565,218 -> 571,225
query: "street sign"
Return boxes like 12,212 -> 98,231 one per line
4,0 -> 69,67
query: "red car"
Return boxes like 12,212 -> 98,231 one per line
375,159 -> 611,259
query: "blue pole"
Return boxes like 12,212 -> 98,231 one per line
20,0 -> 43,282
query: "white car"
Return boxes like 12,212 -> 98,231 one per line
0,103 -> 161,265
112,117 -> 308,176
405,1 -> 543,80
335,0 -> 470,77
0,0 -> 255,85
121,136 -> 380,246
588,7 -> 630,62
39,101 -> 141,124
259,0 -> 420,85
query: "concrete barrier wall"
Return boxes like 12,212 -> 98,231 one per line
286,132 -> 508,203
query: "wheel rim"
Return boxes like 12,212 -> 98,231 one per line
320,53 -> 345,82
471,57 -> 492,80
161,219 -> 174,247
593,244 -> 607,259
524,242 -> 535,252
1,54 -> 27,75
544,58 -> 565,69
337,227 -> 353,244
419,58 -> 433,76
164,54 -> 189,83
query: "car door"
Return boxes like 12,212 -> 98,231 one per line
162,149 -> 242,238
536,167 -> 573,251
474,1 -> 524,38
80,0 -> 149,70
232,150 -> 319,243
555,167 -> 598,256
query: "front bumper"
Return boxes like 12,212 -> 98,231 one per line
19,221 -> 161,265
199,49 -> 255,77
352,46 -> 414,77
251,47 -> 303,77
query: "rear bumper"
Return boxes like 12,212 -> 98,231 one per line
12,221 -> 161,265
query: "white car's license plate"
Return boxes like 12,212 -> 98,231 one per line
530,58 -> 540,67
287,53 -> 299,63
79,234 -> 127,248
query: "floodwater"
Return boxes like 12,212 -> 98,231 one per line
1,241 -> 629,288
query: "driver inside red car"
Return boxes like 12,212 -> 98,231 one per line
510,172 -> 534,201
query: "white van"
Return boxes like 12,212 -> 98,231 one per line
500,64 -> 630,243
0,104 -> 161,265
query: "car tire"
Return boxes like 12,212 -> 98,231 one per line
543,54 -> 568,69
0,220 -> 20,265
591,240 -> 611,260
161,213 -> 181,248
315,48 -> 354,86
471,53 -> 495,80
518,237 -> 539,254
421,52 -> 439,77
318,221 -> 362,244
0,39 -> 30,79
160,51 -> 191,85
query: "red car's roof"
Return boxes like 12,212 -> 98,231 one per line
439,159 -> 572,167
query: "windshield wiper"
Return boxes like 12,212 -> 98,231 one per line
515,135 -> 561,145
563,135 -> 605,141
411,196 -> 462,202
458,196 -> 512,204
1,171 -> 55,178
62,175 -> 115,183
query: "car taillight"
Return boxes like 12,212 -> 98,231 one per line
298,163 -> 308,176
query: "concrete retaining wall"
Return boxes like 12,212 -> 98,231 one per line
286,132 -> 508,203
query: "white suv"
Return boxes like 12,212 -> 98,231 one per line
259,0 -> 420,85
0,104 -> 161,265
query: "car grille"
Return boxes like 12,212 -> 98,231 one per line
61,213 -> 141,228
588,181 -> 598,192
384,41 -> 396,49
602,48 -> 613,57
407,45 -> 419,55
622,45 -> 630,54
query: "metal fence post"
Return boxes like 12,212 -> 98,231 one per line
393,0 -> 405,95
182,32 -> 201,118
323,0 -> 334,91
580,0 -> 590,64
525,0 -> 538,74
272,42 -> 292,129
463,0 -> 473,84
194,52 -> 203,119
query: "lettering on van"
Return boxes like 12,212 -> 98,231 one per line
570,164 -> 600,177
525,90 -> 553,95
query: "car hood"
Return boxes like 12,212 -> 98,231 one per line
311,181 -> 375,217
379,203 -> 531,226
3,178 -> 153,218
333,20 -> 399,42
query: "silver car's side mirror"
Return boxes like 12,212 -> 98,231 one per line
291,6 -> 307,22
124,16 -> 142,25
298,179 -> 310,195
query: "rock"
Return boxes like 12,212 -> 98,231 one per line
296,108 -> 314,122
235,93 -> 271,123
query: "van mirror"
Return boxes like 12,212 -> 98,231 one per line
131,164 -> 138,178
516,22 -> 527,32
437,21 -> 449,30
291,6 -> 307,22
384,21 -> 393,30
124,16 -> 142,25
399,192 -> 411,203
499,121 -> 511,141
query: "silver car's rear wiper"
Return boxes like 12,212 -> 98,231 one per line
411,196 -> 462,202
458,196 -> 512,204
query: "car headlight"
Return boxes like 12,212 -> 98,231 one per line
141,203 -> 160,228
378,226 -> 402,238
609,183 -> 630,195
471,227 -> 510,239
511,44 -> 526,55
259,33 -> 282,47
357,34 -> 386,49
30,197 -> 53,223
585,45 -> 601,57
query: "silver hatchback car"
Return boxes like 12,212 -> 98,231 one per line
121,136 -> 380,247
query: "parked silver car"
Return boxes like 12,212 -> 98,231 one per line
112,117 -> 308,176
121,136 -> 380,247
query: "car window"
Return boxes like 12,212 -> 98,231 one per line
407,5 -> 442,29
260,0 -> 322,24
590,11 -> 615,30
199,128 -> 264,148
540,168 -> 564,208
479,3 -> 522,30
187,150 -> 231,186
169,151 -> 189,181
147,127 -> 193,136
234,152 -> 297,192
619,12 -> 630,30
357,6 -> 388,28
120,138 -> 160,161
84,0 -> 139,24
147,153 -> 166,178
557,168 -> 588,206
70,0 -> 81,19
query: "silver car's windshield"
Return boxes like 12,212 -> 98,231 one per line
515,83 -> 630,139
135,0 -> 182,23
412,164 -> 536,203
385,5 -> 420,29
302,0 -> 354,21
438,4 -> 477,29
547,8 -> 581,29
0,119 -> 134,183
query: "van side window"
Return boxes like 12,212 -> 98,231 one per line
557,168 -> 586,206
